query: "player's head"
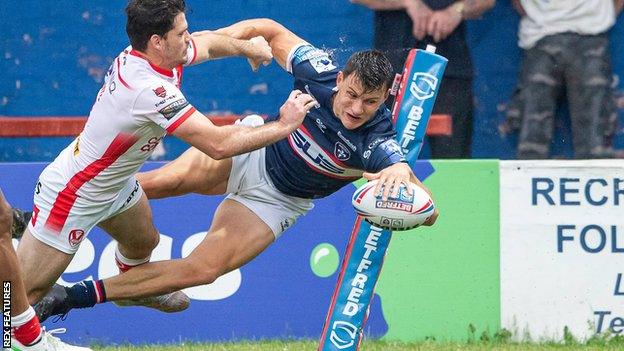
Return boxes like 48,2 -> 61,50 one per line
126,0 -> 191,67
333,50 -> 393,130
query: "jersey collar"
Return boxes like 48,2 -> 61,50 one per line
129,49 -> 174,78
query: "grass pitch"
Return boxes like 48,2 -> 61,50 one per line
97,336 -> 624,351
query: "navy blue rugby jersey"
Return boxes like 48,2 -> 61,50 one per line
265,44 -> 406,199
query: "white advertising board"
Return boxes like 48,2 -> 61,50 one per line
500,160 -> 624,340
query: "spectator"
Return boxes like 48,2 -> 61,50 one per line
505,0 -> 624,159
351,0 -> 495,158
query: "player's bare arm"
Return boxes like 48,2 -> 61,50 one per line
189,30 -> 273,69
215,18 -> 307,70
172,90 -> 317,159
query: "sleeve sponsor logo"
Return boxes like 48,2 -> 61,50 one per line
153,86 -> 167,98
158,98 -> 189,120
379,139 -> 404,156
310,54 -> 337,73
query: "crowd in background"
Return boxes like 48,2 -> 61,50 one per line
352,0 -> 624,159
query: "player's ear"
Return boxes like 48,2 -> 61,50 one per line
150,34 -> 163,50
336,71 -> 344,85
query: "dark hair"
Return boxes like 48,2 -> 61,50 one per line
125,0 -> 186,51
342,50 -> 394,93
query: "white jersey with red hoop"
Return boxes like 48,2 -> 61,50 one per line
41,41 -> 198,205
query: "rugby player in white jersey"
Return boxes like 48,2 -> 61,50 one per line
34,18 -> 438,321
16,0 -> 316,314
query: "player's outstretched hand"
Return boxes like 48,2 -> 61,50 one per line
363,162 -> 413,201
246,36 -> 273,72
278,90 -> 317,131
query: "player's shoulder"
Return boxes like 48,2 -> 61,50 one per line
289,43 -> 339,76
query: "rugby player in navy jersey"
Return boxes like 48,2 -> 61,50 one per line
35,19 -> 438,320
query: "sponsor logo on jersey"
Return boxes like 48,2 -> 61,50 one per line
294,46 -> 327,64
288,127 -> 362,179
310,55 -> 337,73
68,229 -> 86,247
154,94 -> 179,108
158,99 -> 189,120
379,139 -> 404,156
368,137 -> 386,150
337,131 -> 357,151
315,118 -> 327,133
153,86 -> 167,98
334,142 -> 351,161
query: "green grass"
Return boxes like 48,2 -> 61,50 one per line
95,335 -> 624,351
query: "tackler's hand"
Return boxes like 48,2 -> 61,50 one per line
246,36 -> 273,72
363,162 -> 413,201
278,90 -> 318,132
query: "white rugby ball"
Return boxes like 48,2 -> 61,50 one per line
352,180 -> 435,231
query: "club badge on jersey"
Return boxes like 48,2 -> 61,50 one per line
318,47 -> 447,351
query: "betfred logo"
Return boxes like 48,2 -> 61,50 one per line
153,86 -> 167,98
329,320 -> 358,349
409,72 -> 438,100
375,200 -> 413,212
68,229 -> 85,247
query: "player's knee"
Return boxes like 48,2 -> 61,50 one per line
138,230 -> 160,256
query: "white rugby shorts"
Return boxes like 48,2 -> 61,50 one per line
226,115 -> 314,238
28,172 -> 143,254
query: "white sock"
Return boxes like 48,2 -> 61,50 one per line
115,245 -> 150,268
11,306 -> 36,327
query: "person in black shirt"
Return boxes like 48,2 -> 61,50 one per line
351,0 -> 495,158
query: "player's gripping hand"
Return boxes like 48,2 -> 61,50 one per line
246,36 -> 273,72
364,163 -> 439,226
278,90 -> 318,132
363,162 -> 414,201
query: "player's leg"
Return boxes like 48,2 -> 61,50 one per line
1,191 -> 91,350
103,198 -> 275,300
35,198 -> 275,322
137,146 -> 232,199
565,34 -> 616,158
516,37 -> 563,159
0,191 -> 37,345
95,190 -> 189,312
16,227 -> 75,305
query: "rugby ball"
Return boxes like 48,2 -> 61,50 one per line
352,180 -> 435,231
